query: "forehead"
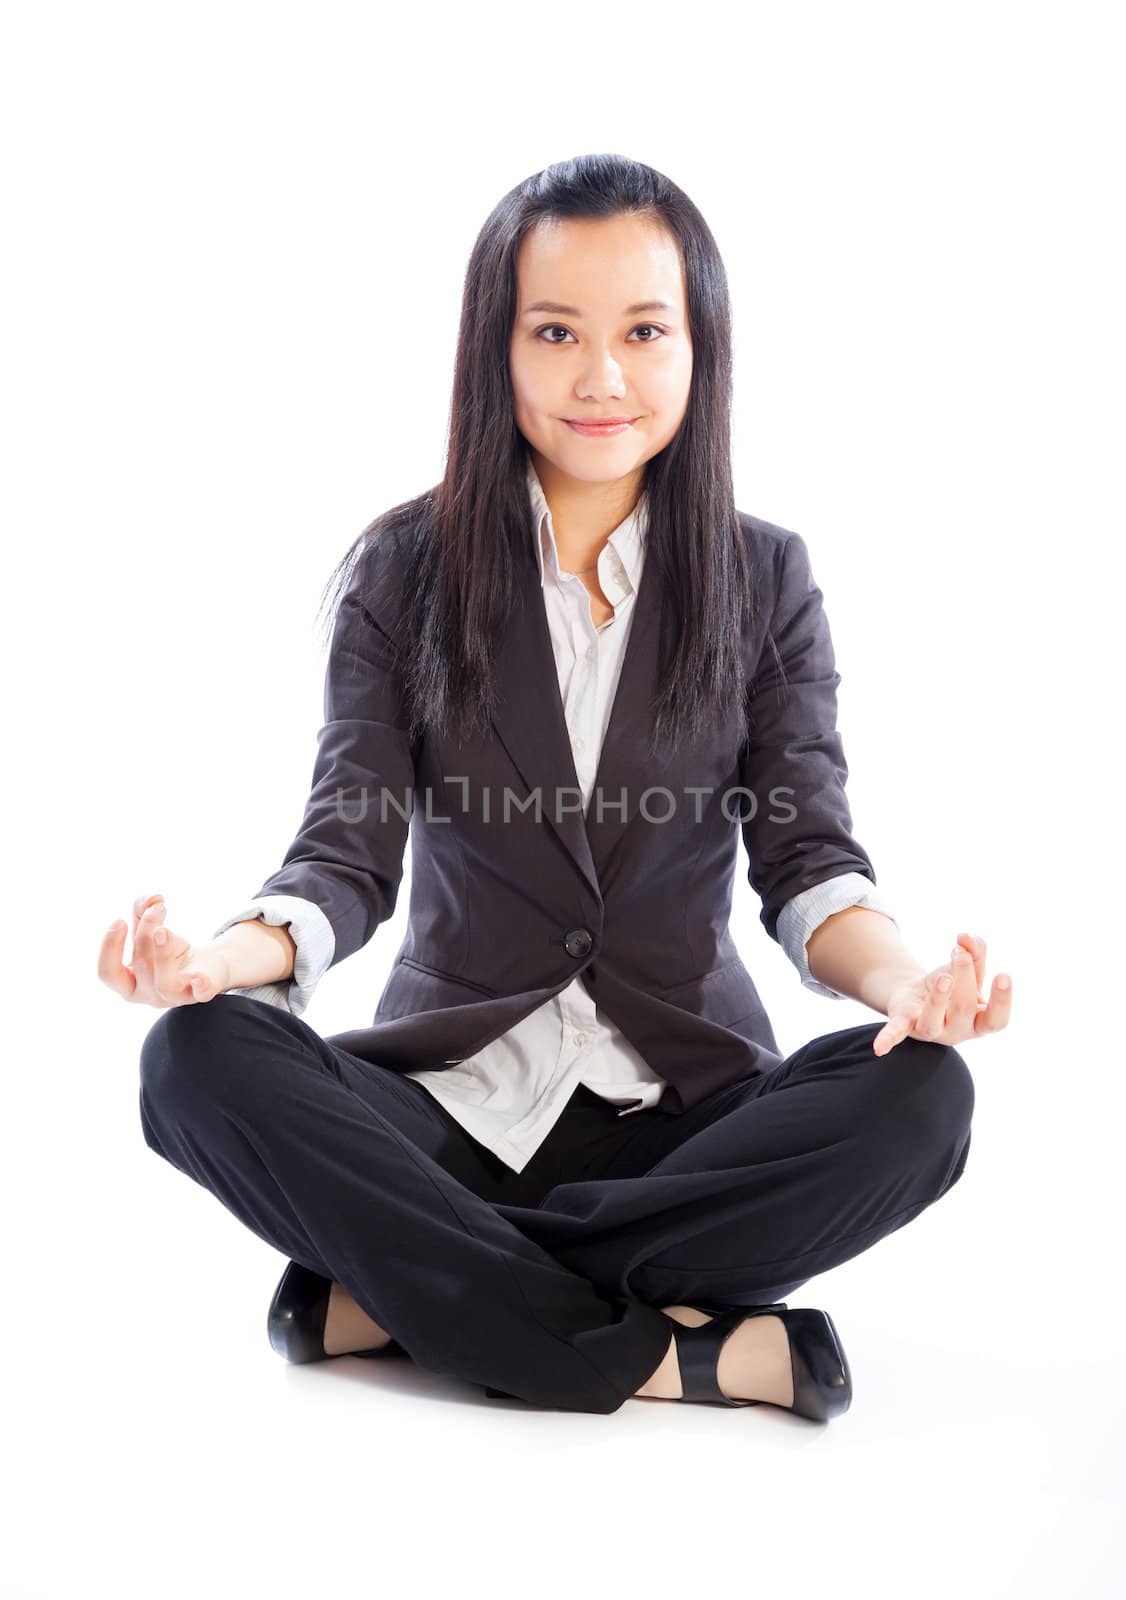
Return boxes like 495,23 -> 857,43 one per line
514,214 -> 685,311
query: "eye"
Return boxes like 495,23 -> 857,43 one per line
532,323 -> 668,345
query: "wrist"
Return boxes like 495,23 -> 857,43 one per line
211,919 -> 297,989
856,958 -> 927,1016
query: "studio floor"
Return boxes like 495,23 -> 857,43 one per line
13,1091 -> 1119,1600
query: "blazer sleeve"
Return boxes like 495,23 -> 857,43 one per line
230,550 -> 417,974
739,529 -> 881,945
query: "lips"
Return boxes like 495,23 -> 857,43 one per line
565,418 -> 637,436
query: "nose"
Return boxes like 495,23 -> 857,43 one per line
575,348 -> 628,400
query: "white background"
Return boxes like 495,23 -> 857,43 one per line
3,2 -> 1122,1596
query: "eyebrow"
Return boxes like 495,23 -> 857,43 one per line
520,299 -> 677,317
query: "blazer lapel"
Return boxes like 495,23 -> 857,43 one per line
488,515 -> 664,902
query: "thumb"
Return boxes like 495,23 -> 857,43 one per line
873,1009 -> 914,1055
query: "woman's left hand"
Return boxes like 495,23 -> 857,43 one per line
872,931 -> 1011,1056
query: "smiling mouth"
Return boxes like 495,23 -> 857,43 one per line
563,419 -> 639,433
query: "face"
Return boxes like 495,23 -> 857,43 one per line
509,213 -> 694,494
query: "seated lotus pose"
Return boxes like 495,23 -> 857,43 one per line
100,151 -> 1010,1421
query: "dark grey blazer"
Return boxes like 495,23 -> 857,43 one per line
247,509 -> 878,1115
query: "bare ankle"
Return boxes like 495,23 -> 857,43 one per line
322,1281 -> 393,1357
634,1307 -> 715,1400
635,1329 -> 681,1399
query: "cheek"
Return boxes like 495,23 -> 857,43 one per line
510,353 -> 553,415
641,356 -> 691,424
662,341 -> 693,389
509,369 -> 553,447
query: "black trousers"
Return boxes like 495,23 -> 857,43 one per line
138,994 -> 975,1414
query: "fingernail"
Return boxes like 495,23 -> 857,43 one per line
997,975 -> 1010,990
938,975 -> 952,992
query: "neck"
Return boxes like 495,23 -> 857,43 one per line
530,450 -> 644,569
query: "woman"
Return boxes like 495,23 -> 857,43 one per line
100,152 -> 1010,1421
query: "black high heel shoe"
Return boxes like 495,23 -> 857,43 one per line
266,1261 -> 405,1364
668,1302 -> 852,1421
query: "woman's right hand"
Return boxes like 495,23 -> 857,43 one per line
98,892 -> 232,1008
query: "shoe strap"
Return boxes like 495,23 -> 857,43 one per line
670,1304 -> 789,1407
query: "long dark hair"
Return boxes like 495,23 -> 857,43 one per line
316,151 -> 764,755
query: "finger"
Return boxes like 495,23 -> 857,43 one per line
180,969 -> 213,1003
97,918 -> 137,999
132,892 -> 164,941
872,1011 -> 915,1056
956,931 -> 987,1002
131,900 -> 167,987
973,972 -> 1013,1035
150,917 -> 193,1003
947,944 -> 981,1023
914,969 -> 952,1040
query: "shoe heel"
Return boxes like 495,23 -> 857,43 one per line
353,1338 -> 407,1360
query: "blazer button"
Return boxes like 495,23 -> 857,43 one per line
564,928 -> 593,958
